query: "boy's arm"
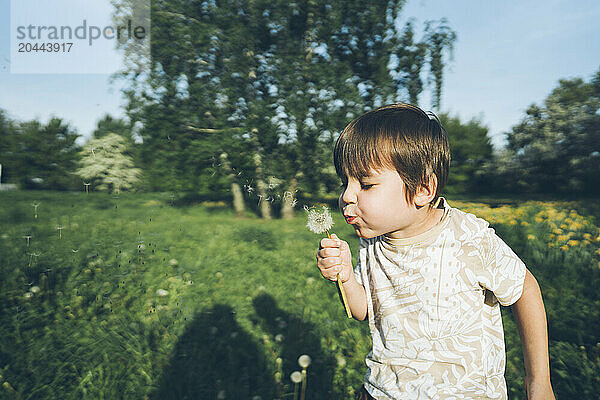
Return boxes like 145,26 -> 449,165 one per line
510,268 -> 555,400
341,274 -> 368,321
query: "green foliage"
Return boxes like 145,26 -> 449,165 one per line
496,69 -> 600,194
92,114 -> 132,141
0,112 -> 81,190
114,0 -> 456,199
439,113 -> 493,193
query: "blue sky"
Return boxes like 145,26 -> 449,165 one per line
0,0 -> 599,148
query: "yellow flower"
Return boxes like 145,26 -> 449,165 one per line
595,248 -> 600,256
560,224 -> 568,229
521,221 -> 529,226
567,240 -> 579,247
553,228 -> 563,235
509,220 -> 518,226
583,233 -> 592,240
548,243 -> 555,248
527,234 -> 536,240
557,235 -> 568,242
560,245 -> 569,251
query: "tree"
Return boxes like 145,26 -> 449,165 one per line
12,117 -> 81,190
502,69 -> 600,194
439,113 -> 493,194
92,114 -> 132,141
76,133 -> 142,193
112,0 -> 456,217
0,109 -> 18,185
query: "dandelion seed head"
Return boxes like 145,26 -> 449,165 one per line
290,371 -> 302,383
298,354 -> 312,368
30,286 -> 40,294
156,289 -> 169,297
306,205 -> 334,234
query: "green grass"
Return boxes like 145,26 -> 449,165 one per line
0,191 -> 599,399
0,191 -> 369,399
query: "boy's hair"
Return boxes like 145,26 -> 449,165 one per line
333,103 -> 450,205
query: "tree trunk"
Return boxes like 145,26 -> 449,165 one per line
253,152 -> 271,220
219,152 -> 245,217
281,176 -> 297,220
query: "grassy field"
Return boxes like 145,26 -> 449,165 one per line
1,191 -> 599,399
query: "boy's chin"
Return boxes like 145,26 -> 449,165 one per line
353,227 -> 378,239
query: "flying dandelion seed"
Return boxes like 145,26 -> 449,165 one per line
31,202 -> 40,218
23,235 -> 32,246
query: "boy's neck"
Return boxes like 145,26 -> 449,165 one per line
385,206 -> 445,240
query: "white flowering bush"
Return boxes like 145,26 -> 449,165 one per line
76,133 -> 142,194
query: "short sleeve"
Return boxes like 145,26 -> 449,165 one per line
477,228 -> 526,306
353,237 -> 367,286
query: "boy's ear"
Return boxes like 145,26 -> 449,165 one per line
414,174 -> 438,208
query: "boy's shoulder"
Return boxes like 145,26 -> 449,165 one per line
447,204 -> 492,235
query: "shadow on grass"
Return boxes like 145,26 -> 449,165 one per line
151,304 -> 276,399
253,293 -> 336,399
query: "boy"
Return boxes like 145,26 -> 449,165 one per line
316,104 -> 555,399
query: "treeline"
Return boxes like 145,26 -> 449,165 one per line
1,0 -> 599,216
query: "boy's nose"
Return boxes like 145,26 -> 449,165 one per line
340,185 -> 357,205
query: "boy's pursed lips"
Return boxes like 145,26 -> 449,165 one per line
344,214 -> 357,223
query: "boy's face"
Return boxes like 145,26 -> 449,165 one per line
338,167 -> 421,239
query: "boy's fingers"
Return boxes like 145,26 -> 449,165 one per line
320,266 -> 342,280
318,248 -> 340,258
331,233 -> 342,245
319,238 -> 340,248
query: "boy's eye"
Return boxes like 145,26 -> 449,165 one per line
361,184 -> 374,190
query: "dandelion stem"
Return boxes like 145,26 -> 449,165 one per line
326,230 -> 352,319
300,368 -> 307,400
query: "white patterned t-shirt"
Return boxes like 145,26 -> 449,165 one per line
354,198 -> 526,399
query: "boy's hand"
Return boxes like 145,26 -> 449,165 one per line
316,233 -> 353,283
